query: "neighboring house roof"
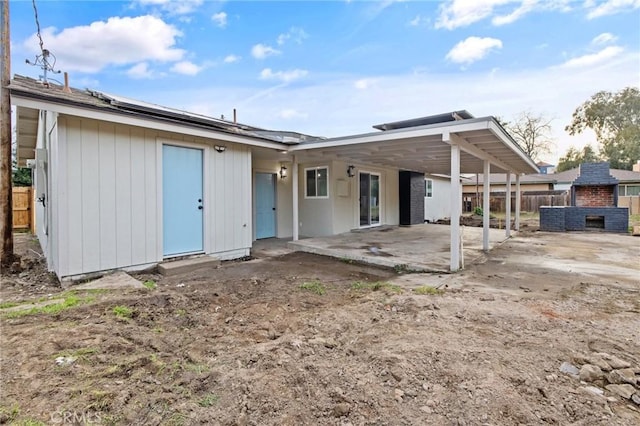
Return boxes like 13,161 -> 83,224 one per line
463,167 -> 640,186
551,167 -> 640,183
536,161 -> 555,167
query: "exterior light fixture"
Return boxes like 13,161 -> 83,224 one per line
347,165 -> 356,178
214,145 -> 226,153
279,165 -> 288,179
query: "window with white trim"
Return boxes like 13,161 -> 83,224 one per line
425,179 -> 433,198
305,166 -> 329,198
623,184 -> 640,196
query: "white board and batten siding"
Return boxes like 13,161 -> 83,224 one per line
424,176 -> 452,222
34,110 -> 59,271
208,143 -> 252,259
54,115 -> 252,278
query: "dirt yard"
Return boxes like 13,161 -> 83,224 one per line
1,229 -> 639,425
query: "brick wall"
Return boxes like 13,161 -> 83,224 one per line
539,207 -> 565,231
541,206 -> 629,233
574,186 -> 614,207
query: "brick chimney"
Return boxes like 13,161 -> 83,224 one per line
571,162 -> 619,207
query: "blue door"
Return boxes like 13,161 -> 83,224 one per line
255,173 -> 276,239
163,145 -> 203,256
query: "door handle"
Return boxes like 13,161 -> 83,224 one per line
198,206 -> 203,210
272,207 -> 276,211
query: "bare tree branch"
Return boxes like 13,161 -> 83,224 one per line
505,111 -> 554,162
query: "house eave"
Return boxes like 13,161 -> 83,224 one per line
11,92 -> 287,153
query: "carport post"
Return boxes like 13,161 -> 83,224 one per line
505,172 -> 512,237
482,160 -> 490,251
515,174 -> 521,231
292,155 -> 299,241
450,143 -> 461,271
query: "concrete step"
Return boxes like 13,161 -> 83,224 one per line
158,256 -> 220,276
633,226 -> 640,236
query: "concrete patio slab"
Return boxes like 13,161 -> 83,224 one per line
288,223 -> 509,273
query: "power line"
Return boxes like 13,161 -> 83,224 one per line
25,0 -> 60,84
31,0 -> 43,53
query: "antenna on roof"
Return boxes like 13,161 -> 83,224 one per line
24,0 -> 61,86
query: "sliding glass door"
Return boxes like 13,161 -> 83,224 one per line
359,172 -> 380,227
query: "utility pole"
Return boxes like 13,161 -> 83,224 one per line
0,0 -> 14,270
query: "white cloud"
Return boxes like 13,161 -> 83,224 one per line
591,32 -> 618,45
436,0 -> 516,29
436,0 -> 573,29
127,62 -> 154,79
23,15 -> 185,73
212,12 -> 227,28
492,0 -> 538,25
260,68 -> 308,83
362,0 -> 404,20
586,0 -> 640,19
277,27 -> 309,45
559,46 -> 624,68
74,77 -> 100,88
223,54 -> 241,64
251,44 -> 281,59
279,109 -> 308,119
170,61 -> 203,75
354,79 -> 375,89
136,0 -> 203,15
446,37 -> 503,64
408,15 -> 430,26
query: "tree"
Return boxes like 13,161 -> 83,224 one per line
566,87 -> 640,170
12,167 -> 31,187
556,144 -> 600,172
505,111 -> 554,161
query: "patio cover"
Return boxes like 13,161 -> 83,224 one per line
288,116 -> 538,175
287,116 -> 539,271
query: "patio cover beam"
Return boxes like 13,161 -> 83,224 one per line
483,160 -> 491,251
515,175 -> 521,231
292,155 -> 299,241
505,172 -> 512,237
448,133 -> 462,271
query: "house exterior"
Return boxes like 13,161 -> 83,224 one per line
536,161 -> 556,174
11,75 -> 538,279
424,174 -> 452,222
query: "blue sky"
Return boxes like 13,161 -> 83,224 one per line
9,0 -> 640,164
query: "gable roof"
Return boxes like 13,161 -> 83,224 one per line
463,167 -> 640,186
551,167 -> 640,183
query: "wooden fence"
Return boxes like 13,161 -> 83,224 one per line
463,191 -> 570,213
12,186 -> 34,232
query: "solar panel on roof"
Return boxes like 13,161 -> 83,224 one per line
97,91 -> 230,124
